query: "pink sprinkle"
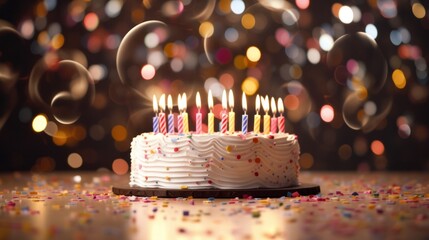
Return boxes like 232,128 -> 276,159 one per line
292,191 -> 300,197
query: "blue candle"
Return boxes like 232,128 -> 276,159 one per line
241,92 -> 248,134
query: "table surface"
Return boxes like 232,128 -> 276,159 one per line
1,171 -> 428,240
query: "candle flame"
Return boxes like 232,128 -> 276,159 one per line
262,95 -> 269,113
228,89 -> 234,110
196,92 -> 201,109
153,95 -> 158,113
177,94 -> 182,112
255,94 -> 260,113
167,94 -> 173,111
208,90 -> 213,110
222,89 -> 227,110
277,97 -> 284,114
182,93 -> 187,111
242,92 -> 247,113
159,94 -> 166,112
270,97 -> 277,115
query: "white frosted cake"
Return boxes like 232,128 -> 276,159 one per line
129,132 -> 300,189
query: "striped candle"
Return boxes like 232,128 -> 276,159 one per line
221,90 -> 228,133
262,95 -> 270,135
158,94 -> 167,134
277,98 -> 285,133
177,94 -> 184,134
270,97 -> 277,134
167,94 -> 174,133
242,92 -> 248,134
181,93 -> 189,133
196,92 -> 202,134
254,94 -> 261,133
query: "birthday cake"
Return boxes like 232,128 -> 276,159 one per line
129,132 -> 300,189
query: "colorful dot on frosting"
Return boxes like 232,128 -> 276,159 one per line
253,138 -> 258,143
166,167 -> 170,171
208,180 -> 213,184
268,135 -> 274,139
226,145 -> 232,152
166,176 -> 171,181
254,172 -> 259,176
174,147 -> 179,152
236,155 -> 241,160
150,149 -> 156,154
255,158 -> 261,164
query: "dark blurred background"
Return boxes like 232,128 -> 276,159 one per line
0,0 -> 428,173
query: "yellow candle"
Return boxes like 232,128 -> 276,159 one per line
182,93 -> 189,133
228,89 -> 235,134
262,95 -> 270,134
208,90 -> 214,134
254,94 -> 260,133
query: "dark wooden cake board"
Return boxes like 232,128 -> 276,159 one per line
112,183 -> 320,198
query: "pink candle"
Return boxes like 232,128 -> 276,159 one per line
158,94 -> 167,134
270,97 -> 277,133
221,90 -> 228,133
177,94 -> 184,134
277,98 -> 285,133
196,92 -> 202,134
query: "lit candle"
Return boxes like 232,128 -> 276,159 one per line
177,94 -> 184,134
228,89 -> 235,134
158,94 -> 167,134
196,92 -> 202,134
270,97 -> 277,134
208,90 -> 214,134
242,92 -> 248,134
262,95 -> 270,135
152,95 -> 159,134
167,94 -> 174,133
277,98 -> 285,133
182,93 -> 189,134
254,94 -> 261,133
221,89 -> 228,133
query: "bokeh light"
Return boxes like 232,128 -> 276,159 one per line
112,158 -> 129,175
320,105 -> 334,123
68,153 -> 83,168
32,114 -> 48,132
371,140 -> 385,156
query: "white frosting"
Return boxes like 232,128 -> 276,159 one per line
129,132 -> 300,189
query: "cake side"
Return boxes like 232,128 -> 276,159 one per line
130,132 -> 300,189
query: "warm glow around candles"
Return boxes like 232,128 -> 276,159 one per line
167,95 -> 173,112
153,95 -> 158,113
159,94 -> 166,112
208,90 -> 214,134
270,97 -> 277,116
196,92 -> 201,110
228,90 -> 235,133
242,92 -> 247,113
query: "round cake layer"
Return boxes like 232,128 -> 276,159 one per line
129,132 -> 300,189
